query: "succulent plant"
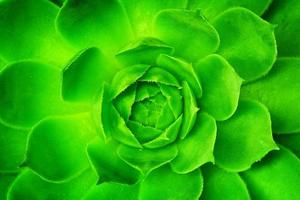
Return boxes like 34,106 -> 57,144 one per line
0,0 -> 300,199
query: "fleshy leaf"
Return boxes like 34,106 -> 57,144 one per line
8,168 -> 97,200
201,164 -> 250,200
0,0 -> 75,66
213,7 -> 276,81
139,165 -> 203,200
140,67 -> 180,88
127,120 -> 162,144
113,84 -> 137,121
241,58 -> 300,133
120,0 -> 187,36
215,100 -> 277,172
0,122 -> 28,172
25,114 -> 97,182
57,0 -> 133,54
0,61 -> 86,128
179,81 -> 199,139
159,84 -> 183,119
275,133 -> 300,158
264,0 -> 300,56
195,54 -> 242,120
143,115 -> 182,149
157,54 -> 202,98
241,146 -> 300,200
84,182 -> 139,200
87,138 -> 141,184
101,85 -> 142,148
116,37 -> 174,66
188,0 -> 272,19
110,65 -> 150,99
171,112 -> 216,174
63,47 -> 116,102
0,173 -> 17,200
118,144 -> 178,175
154,9 -> 219,61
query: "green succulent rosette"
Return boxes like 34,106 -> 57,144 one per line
1,0 -> 300,199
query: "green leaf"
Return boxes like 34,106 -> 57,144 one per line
188,0 -> 272,19
215,100 -> 277,172
157,54 -> 202,98
171,112 -> 216,174
0,61 -> 86,128
0,122 -> 28,172
139,165 -> 203,200
135,83 -> 160,102
201,164 -> 250,200
110,65 -> 150,99
241,146 -> 300,200
102,85 -> 142,148
25,114 -> 97,182
63,47 -> 116,102
143,115 -> 182,149
120,0 -> 187,36
116,37 -> 174,67
195,54 -> 242,120
213,7 -> 276,81
264,0 -> 300,56
127,120 -> 163,144
275,133 -> 300,158
118,144 -> 178,175
84,182 -> 140,200
57,0 -> 133,54
8,168 -> 97,200
179,81 -> 199,139
87,138 -> 141,184
0,0 -> 75,66
159,84 -> 183,119
140,67 -> 180,88
154,9 -> 219,62
0,173 -> 17,200
113,84 -> 137,121
241,58 -> 300,133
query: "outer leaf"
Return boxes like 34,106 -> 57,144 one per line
154,9 -> 219,61
214,100 -> 277,172
120,0 -> 187,36
116,37 -> 174,66
57,0 -> 133,54
25,114 -> 97,182
213,7 -> 276,81
171,112 -> 216,174
139,165 -> 203,200
201,164 -> 250,200
157,54 -> 202,99
63,47 -> 116,102
0,122 -> 28,172
264,0 -> 300,56
0,173 -> 17,200
241,58 -> 300,133
84,182 -> 139,200
188,0 -> 272,19
241,146 -> 300,200
87,138 -> 141,184
275,133 -> 300,158
195,54 -> 242,120
0,61 -> 86,128
0,0 -> 75,66
118,144 -> 178,175
8,168 -> 97,200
